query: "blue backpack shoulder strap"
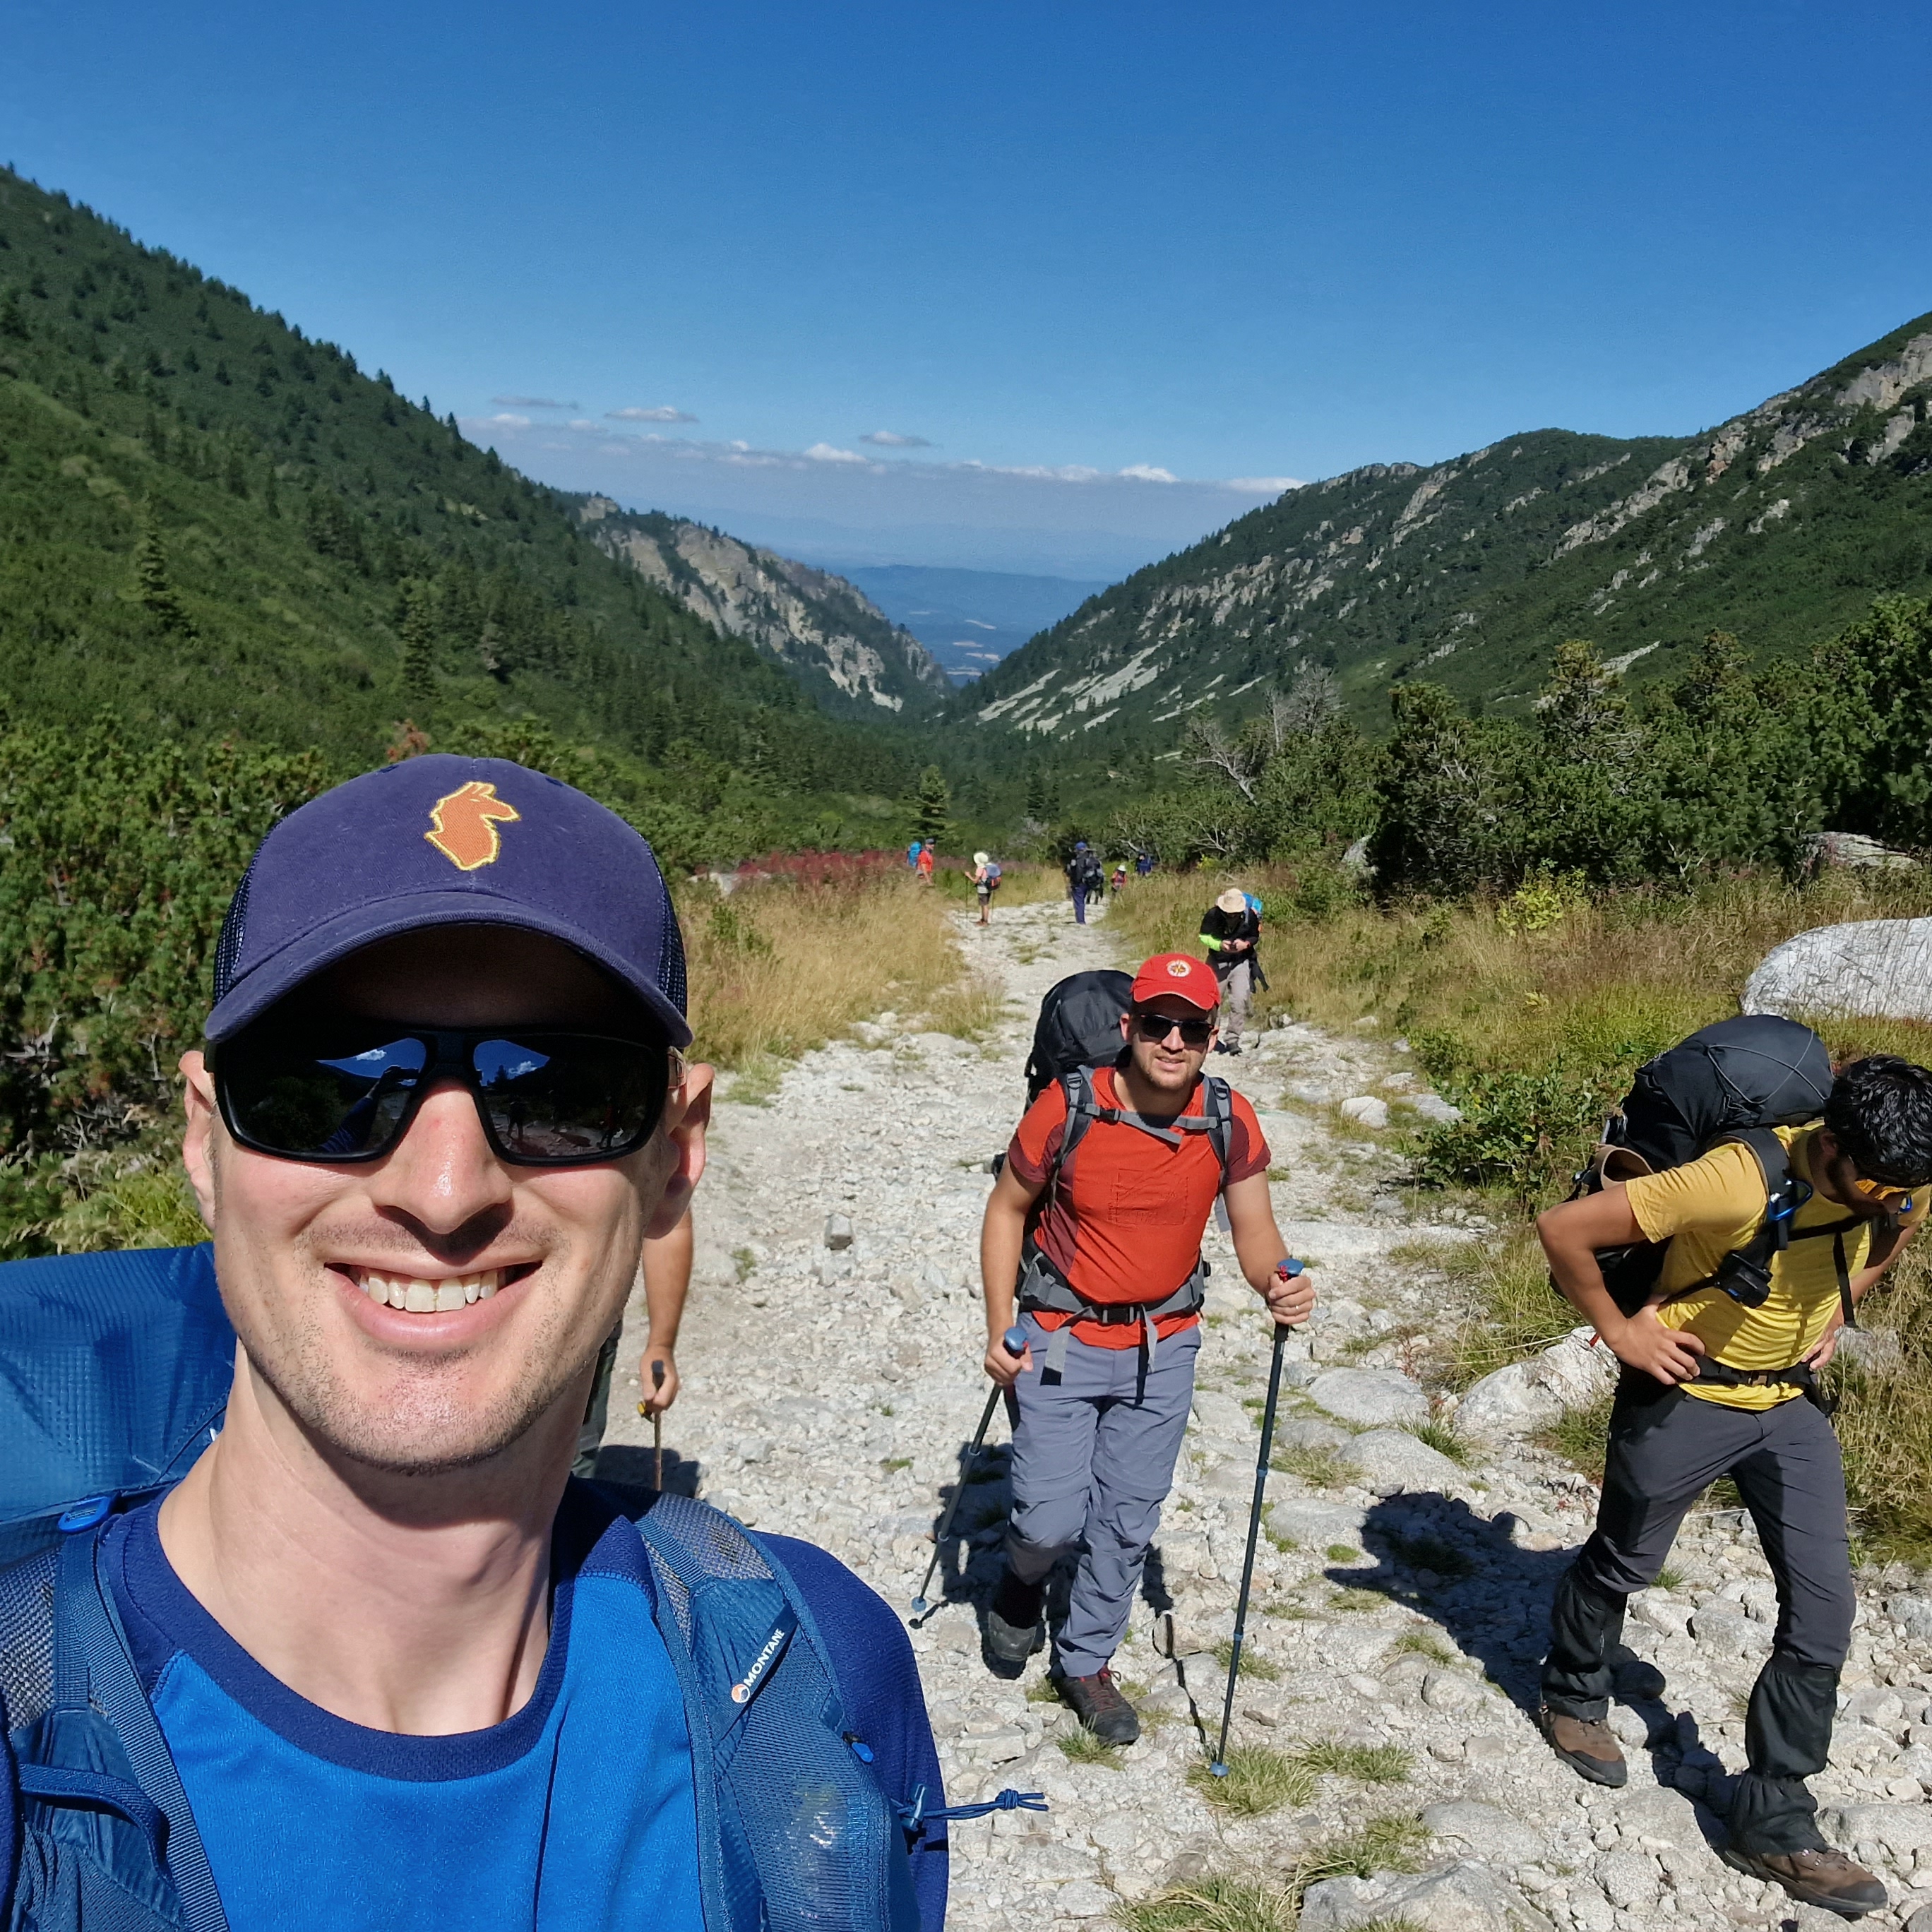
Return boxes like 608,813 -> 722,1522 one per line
625,1491 -> 922,1932
3,1528 -> 227,1932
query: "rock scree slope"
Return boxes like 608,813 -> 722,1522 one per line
596,895 -> 1932,1932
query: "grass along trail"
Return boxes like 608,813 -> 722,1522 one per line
595,893 -> 1932,1932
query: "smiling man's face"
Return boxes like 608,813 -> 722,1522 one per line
180,926 -> 707,1479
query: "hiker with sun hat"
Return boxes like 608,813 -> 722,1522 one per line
1198,886 -> 1262,1055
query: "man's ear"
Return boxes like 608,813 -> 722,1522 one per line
646,1061 -> 713,1239
179,1049 -> 219,1230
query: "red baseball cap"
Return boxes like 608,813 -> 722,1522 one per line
1131,953 -> 1220,1011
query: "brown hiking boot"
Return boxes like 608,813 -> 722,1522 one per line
1537,1705 -> 1626,1787
1058,1669 -> 1140,1744
1719,1844 -> 1887,1918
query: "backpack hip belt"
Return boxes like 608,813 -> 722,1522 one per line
1016,1244 -> 1206,1376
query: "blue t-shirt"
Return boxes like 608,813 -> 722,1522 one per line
99,1486 -> 947,1932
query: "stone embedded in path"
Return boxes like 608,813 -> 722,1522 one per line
1339,1095 -> 1390,1129
1263,1496 -> 1368,1546
1341,1428 -> 1465,1496
1457,1328 -> 1616,1439
1307,1366 -> 1429,1426
1821,1803 -> 1932,1859
1419,1801 -> 1545,1867
1299,1858 -> 1555,1932
823,1213 -> 854,1250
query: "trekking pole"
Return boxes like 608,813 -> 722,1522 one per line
651,1359 -> 666,1491
910,1327 -> 1027,1621
1211,1262 -> 1303,1778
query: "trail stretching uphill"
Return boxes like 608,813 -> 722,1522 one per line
598,896 -> 1932,1932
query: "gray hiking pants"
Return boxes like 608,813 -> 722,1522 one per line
1542,1378 -> 1854,1854
1213,958 -> 1253,1048
1004,1311 -> 1200,1678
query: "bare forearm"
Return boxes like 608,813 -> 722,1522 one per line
981,1201 -> 1027,1340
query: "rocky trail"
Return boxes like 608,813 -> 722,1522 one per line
597,895 -> 1932,1932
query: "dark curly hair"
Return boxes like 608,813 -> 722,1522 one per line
1824,1055 -> 1932,1188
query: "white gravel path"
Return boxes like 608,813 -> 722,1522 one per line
597,894 -> 1932,1932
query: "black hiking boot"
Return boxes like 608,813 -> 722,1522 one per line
1537,1705 -> 1626,1787
984,1572 -> 1046,1666
1719,1845 -> 1887,1918
1058,1669 -> 1140,1744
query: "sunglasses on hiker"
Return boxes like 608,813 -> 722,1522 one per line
213,1021 -> 676,1167
1130,1010 -> 1217,1049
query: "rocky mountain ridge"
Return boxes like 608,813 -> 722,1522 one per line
963,311 -> 1932,746
572,497 -> 950,716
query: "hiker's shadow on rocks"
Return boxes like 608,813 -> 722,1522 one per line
1332,1493 -> 1734,1831
929,1439 -> 1013,1600
590,1445 -> 702,1498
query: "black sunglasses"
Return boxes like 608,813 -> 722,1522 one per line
213,1022 -> 675,1167
1131,1010 -> 1216,1048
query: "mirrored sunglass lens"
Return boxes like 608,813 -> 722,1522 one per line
473,1037 -> 662,1159
227,1037 -> 427,1156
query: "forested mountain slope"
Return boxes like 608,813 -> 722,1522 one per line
0,168 -> 924,860
570,496 -> 948,715
965,313 -> 1932,746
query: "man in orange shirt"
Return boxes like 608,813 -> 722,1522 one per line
977,953 -> 1313,1741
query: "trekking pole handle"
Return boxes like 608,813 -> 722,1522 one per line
1002,1325 -> 1028,1357
1276,1258 -> 1304,1279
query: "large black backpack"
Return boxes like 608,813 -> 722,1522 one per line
1024,969 -> 1133,1103
1577,1014 -> 1844,1316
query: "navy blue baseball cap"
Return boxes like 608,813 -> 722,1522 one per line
205,754 -> 690,1048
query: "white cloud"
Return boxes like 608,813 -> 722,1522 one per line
608,405 -> 698,423
803,442 -> 870,465
1225,476 -> 1304,494
860,429 -> 933,448
485,412 -> 532,428
491,394 -> 577,410
1118,463 -> 1179,484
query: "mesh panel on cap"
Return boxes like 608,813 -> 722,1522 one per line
655,866 -> 688,1018
210,855 -> 256,1005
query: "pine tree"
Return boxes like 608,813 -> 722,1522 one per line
399,582 -> 437,713
225,442 -> 248,498
0,288 -> 26,340
912,764 -> 952,847
133,525 -> 193,638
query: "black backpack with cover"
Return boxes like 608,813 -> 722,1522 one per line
1025,969 -> 1133,1103
1576,1013 -> 1846,1317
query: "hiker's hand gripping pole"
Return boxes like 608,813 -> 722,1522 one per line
1212,1259 -> 1303,1778
910,1326 -> 1027,1621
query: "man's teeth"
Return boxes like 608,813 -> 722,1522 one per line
354,1269 -> 503,1311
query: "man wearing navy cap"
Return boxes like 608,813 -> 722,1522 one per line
0,757 -> 946,1932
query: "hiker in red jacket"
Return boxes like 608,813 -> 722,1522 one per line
976,953 -> 1313,1741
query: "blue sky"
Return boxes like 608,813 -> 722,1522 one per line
6,1 -> 1931,576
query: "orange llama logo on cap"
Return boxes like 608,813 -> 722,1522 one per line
425,781 -> 521,871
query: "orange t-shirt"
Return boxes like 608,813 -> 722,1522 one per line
1006,1067 -> 1270,1348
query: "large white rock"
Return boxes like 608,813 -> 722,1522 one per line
1262,1496 -> 1369,1546
1308,1366 -> 1430,1426
1822,1803 -> 1932,1856
1743,917 -> 1932,1022
1458,1328 -> 1616,1438
1190,1389 -> 1251,1436
1342,1429 -> 1465,1496
1340,1095 -> 1391,1129
1299,1859 -> 1554,1931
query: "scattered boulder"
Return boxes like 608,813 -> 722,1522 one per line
1802,830 -> 1919,872
1457,1329 -> 1615,1438
1419,1800 -> 1544,1867
1307,1367 -> 1429,1427
1275,1417 -> 1354,1455
1821,1803 -> 1932,1859
823,1213 -> 854,1251
1404,1092 -> 1465,1126
1263,1496 -> 1369,1546
1888,1595 -> 1932,1644
1609,1783 -> 1707,1847
1743,917 -> 1932,1023
1299,1859 -> 1554,1932
1190,1389 -> 1251,1436
1340,1095 -> 1390,1129
1341,1429 -> 1465,1496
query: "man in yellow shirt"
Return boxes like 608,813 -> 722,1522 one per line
1536,1055 -> 1932,1920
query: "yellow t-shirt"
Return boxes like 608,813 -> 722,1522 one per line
1623,1126 -> 1918,1410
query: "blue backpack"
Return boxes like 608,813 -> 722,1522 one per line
0,1246 -> 1031,1932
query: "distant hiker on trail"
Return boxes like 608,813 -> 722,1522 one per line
1198,886 -> 1262,1055
972,850 -> 1002,926
1110,864 -> 1127,896
574,1205 -> 696,1478
1135,852 -> 1154,878
907,837 -> 922,869
1065,841 -> 1104,924
976,952 -> 1314,1742
1535,1051 -> 1932,1921
0,755 -> 947,1932
917,842 -> 936,882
